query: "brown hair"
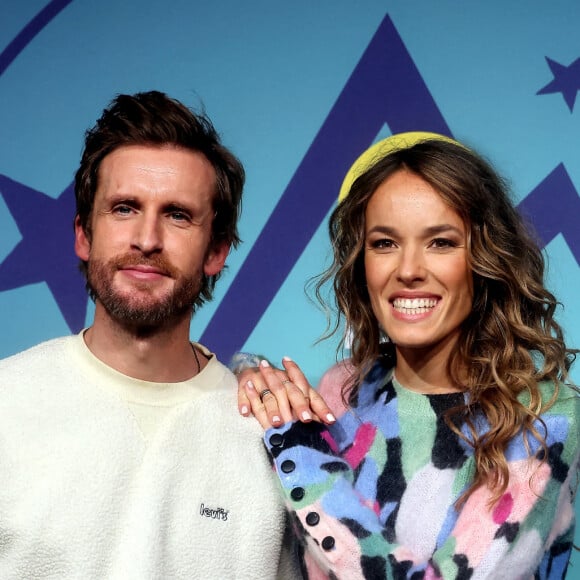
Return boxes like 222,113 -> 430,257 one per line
315,138 -> 576,503
74,90 -> 245,309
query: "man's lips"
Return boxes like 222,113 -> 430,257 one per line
119,265 -> 169,280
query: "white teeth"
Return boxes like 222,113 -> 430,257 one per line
393,298 -> 437,314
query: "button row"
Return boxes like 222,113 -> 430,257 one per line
271,432 -> 334,551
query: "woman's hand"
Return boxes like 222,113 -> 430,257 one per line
237,357 -> 336,429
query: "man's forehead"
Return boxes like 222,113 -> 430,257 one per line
96,144 -> 217,197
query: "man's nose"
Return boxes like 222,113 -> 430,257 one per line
132,213 -> 162,254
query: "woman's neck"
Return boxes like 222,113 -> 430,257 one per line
393,346 -> 465,395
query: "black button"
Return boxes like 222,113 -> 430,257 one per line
290,487 -> 305,501
280,460 -> 295,473
306,512 -> 320,526
321,536 -> 335,551
269,433 -> 284,447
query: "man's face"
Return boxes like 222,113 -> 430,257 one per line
74,144 -> 229,329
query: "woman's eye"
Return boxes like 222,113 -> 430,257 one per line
431,238 -> 457,248
370,238 -> 395,249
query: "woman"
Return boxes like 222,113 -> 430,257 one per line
237,133 -> 580,579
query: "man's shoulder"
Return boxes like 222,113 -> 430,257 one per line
198,350 -> 236,388
193,353 -> 265,436
0,335 -> 75,374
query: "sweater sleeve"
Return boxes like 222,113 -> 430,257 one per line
264,390 -> 580,579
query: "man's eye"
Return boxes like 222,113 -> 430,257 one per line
169,211 -> 190,221
113,205 -> 133,215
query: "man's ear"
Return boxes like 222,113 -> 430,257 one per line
204,241 -> 230,277
74,215 -> 91,261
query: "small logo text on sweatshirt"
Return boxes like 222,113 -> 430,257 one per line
200,503 -> 229,521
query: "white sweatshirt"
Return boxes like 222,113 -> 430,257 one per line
0,334 -> 297,579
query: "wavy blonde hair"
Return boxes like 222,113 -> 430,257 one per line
314,139 -> 576,504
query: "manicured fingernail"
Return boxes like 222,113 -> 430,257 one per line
326,413 -> 336,423
282,356 -> 292,362
246,380 -> 255,389
302,410 -> 312,421
240,405 -> 249,415
272,415 -> 281,423
260,359 -> 270,367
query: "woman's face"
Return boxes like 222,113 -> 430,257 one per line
364,169 -> 473,360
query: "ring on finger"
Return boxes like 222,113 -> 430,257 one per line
259,388 -> 273,401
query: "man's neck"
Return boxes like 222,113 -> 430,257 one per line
84,306 -> 203,383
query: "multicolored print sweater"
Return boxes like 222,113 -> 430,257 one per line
264,358 -> 580,579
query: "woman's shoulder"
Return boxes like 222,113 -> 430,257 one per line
317,360 -> 354,417
517,380 -> 578,414
537,381 -> 580,418
317,357 -> 393,416
534,381 -> 580,451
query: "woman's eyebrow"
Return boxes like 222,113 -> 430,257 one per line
366,224 -> 463,236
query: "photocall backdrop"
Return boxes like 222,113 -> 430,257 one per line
1,0 -> 579,567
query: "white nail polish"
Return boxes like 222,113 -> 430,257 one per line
241,406 -> 249,415
246,380 -> 255,389
260,359 -> 270,367
282,356 -> 293,362
273,415 -> 281,423
302,410 -> 312,421
326,413 -> 336,423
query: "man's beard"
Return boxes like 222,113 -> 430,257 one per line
87,253 -> 202,329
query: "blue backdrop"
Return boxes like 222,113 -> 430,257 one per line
1,1 -> 579,570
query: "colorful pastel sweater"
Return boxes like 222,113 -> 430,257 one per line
264,358 -> 580,579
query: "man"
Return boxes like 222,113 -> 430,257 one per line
0,91 -> 296,578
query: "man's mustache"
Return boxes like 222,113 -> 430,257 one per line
107,253 -> 179,278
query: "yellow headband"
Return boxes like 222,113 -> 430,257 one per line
338,131 -> 460,202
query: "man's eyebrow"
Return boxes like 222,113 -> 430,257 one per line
103,194 -> 139,205
164,202 -> 191,211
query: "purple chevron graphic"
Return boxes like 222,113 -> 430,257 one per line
517,164 -> 580,266
200,14 -> 452,358
200,14 -> 580,360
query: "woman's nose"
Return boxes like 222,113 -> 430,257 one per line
396,246 -> 426,283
